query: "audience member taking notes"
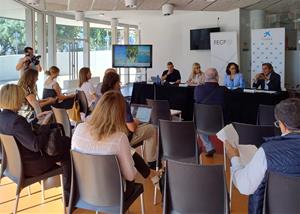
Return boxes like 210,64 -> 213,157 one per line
224,98 -> 300,214
78,67 -> 97,110
161,61 -> 181,84
252,63 -> 281,91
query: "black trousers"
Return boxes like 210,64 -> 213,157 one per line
23,145 -> 71,202
132,152 -> 150,178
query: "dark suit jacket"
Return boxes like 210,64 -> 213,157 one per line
253,71 -> 281,91
0,109 -> 50,163
194,82 -> 227,107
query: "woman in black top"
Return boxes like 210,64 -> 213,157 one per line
0,84 -> 71,202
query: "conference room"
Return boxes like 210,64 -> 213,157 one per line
1,0 -> 300,213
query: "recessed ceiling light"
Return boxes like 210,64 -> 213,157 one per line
125,0 -> 137,8
27,0 -> 40,6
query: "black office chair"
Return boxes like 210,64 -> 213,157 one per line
232,122 -> 275,148
52,107 -> 72,138
257,104 -> 275,126
0,134 -> 66,214
69,151 -> 144,214
159,120 -> 199,164
229,122 -> 275,202
194,103 -> 225,168
146,99 -> 171,127
77,90 -> 90,117
163,160 -> 229,214
264,171 -> 300,214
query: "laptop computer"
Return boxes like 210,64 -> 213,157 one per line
131,104 -> 152,123
151,76 -> 161,84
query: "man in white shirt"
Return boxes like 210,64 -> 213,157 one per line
225,98 -> 300,214
16,47 -> 42,76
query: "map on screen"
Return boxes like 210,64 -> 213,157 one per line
113,45 -> 152,68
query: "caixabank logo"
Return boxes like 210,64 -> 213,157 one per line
262,31 -> 272,40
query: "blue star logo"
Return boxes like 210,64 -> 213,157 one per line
264,31 -> 272,38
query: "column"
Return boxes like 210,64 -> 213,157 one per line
48,15 -> 57,67
37,13 -> 46,69
250,10 -> 265,29
25,8 -> 34,48
83,21 -> 90,67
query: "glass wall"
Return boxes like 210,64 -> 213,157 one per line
90,22 -> 112,80
0,0 -> 26,86
56,17 -> 84,86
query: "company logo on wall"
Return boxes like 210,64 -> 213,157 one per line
262,31 -> 272,40
213,39 -> 233,46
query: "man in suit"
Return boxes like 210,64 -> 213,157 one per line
194,68 -> 227,157
253,63 -> 281,91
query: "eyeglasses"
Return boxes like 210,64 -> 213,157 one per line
274,120 -> 280,128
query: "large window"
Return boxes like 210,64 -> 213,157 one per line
0,0 -> 26,86
90,23 -> 112,80
56,17 -> 84,86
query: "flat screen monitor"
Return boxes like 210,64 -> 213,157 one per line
190,27 -> 220,50
112,44 -> 152,68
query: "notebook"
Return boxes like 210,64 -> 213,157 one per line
131,104 -> 152,123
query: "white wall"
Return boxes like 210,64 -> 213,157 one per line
139,9 -> 240,82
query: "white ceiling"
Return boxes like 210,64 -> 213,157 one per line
19,0 -> 300,13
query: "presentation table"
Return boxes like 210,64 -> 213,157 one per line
130,82 -> 289,124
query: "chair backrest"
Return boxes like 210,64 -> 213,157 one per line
71,151 -> 123,210
77,90 -> 89,116
194,103 -> 224,135
232,122 -> 275,148
257,104 -> 275,126
164,160 -> 228,214
42,88 -> 57,99
159,120 -> 198,163
146,99 -> 171,126
0,134 -> 22,184
51,107 -> 72,138
264,171 -> 300,214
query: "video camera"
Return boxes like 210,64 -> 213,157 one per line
25,53 -> 41,66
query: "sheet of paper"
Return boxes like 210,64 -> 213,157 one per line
216,124 -> 239,148
238,145 -> 258,166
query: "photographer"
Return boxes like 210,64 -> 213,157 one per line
16,47 -> 42,76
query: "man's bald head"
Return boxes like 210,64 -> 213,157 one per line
205,68 -> 219,83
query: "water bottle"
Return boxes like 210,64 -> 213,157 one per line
156,75 -> 160,85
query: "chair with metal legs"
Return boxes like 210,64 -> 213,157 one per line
0,134 -> 66,214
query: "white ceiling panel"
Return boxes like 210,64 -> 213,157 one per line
68,0 -> 94,10
184,0 -> 212,11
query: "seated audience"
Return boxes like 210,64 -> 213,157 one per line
43,66 -> 75,109
253,63 -> 281,91
187,63 -> 205,86
161,62 -> 181,84
0,84 -> 70,202
101,71 -> 158,168
194,68 -> 227,157
18,68 -> 56,120
72,90 -> 149,199
225,98 -> 300,214
78,67 -> 97,110
224,62 -> 245,89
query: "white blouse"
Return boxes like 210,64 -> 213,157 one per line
80,81 -> 96,107
188,72 -> 205,86
71,122 -> 137,181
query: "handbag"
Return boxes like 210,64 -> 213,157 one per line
43,123 -> 68,156
67,99 -> 81,122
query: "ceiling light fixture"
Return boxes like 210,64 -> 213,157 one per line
162,3 -> 174,16
125,0 -> 137,8
75,11 -> 84,21
27,0 -> 40,7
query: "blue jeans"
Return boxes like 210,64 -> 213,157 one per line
200,134 -> 214,152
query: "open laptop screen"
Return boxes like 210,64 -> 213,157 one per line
131,104 -> 152,123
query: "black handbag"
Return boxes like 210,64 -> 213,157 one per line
43,123 -> 68,156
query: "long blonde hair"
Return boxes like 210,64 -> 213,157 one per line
88,90 -> 128,140
191,63 -> 202,79
0,84 -> 25,111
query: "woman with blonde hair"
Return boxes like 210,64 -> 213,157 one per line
43,66 -> 75,109
72,90 -> 149,198
18,68 -> 56,120
0,84 -> 71,202
78,67 -> 97,110
187,63 -> 205,86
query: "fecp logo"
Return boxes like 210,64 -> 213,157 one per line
262,31 -> 272,40
213,39 -> 233,46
